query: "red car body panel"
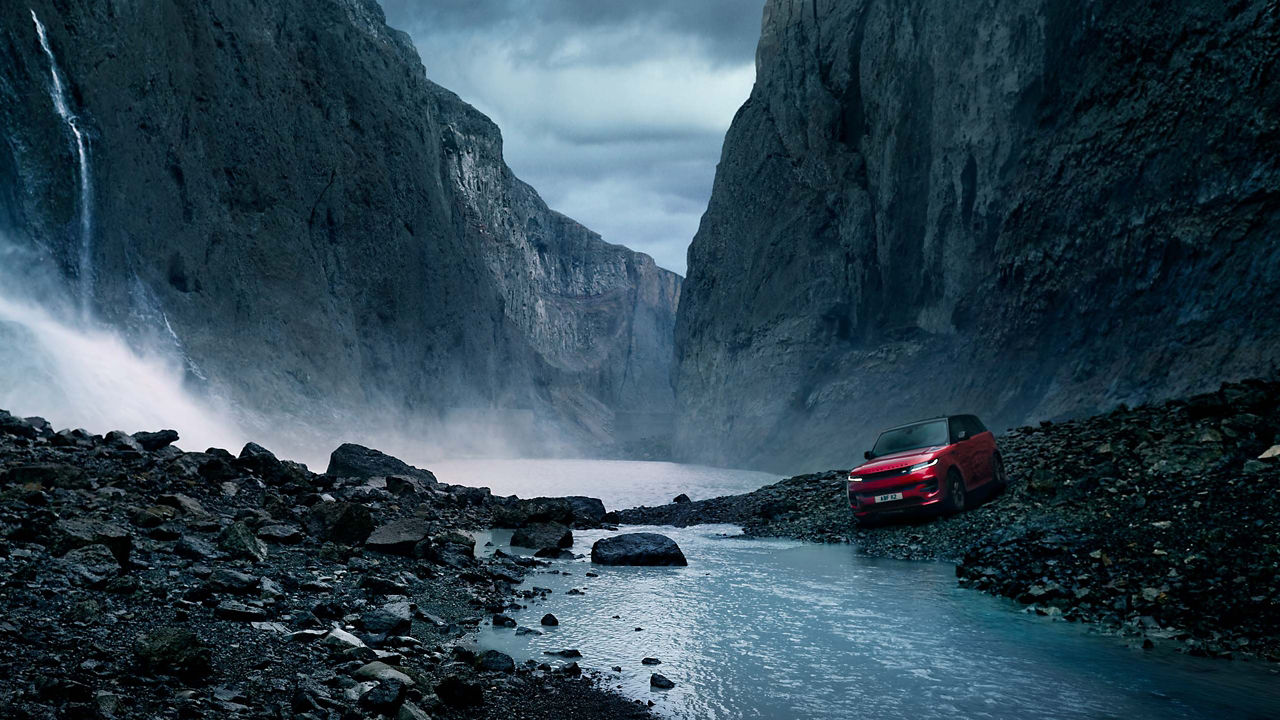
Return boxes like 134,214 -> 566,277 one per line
847,416 -> 1000,520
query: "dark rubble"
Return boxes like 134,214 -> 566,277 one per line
612,379 -> 1280,661
0,417 -> 649,719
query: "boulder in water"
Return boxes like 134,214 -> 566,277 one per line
591,533 -> 687,566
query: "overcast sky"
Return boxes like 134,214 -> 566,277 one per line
379,0 -> 765,275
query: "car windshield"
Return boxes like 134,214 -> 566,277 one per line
871,419 -> 949,457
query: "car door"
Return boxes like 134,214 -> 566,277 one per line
966,415 -> 993,482
949,417 -> 980,489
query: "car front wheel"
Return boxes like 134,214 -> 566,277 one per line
941,470 -> 966,514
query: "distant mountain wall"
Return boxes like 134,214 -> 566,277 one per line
675,0 -> 1280,472
0,0 -> 680,456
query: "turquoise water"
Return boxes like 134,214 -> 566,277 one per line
475,524 -> 1280,720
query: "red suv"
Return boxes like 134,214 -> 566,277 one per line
847,415 -> 1006,525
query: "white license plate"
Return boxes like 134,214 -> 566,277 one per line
873,492 -> 903,503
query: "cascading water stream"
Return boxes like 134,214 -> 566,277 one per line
30,10 -> 94,317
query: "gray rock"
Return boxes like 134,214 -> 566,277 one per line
492,496 -> 607,528
366,518 -> 432,556
205,569 -> 260,595
218,522 -> 267,562
104,431 -> 144,452
132,429 -> 179,451
591,533 -> 687,566
650,673 -> 675,689
306,502 -> 374,545
256,524 -> 303,544
61,544 -> 120,586
510,522 -> 572,550
540,613 -> 559,626
398,702 -> 431,720
0,463 -> 88,489
672,0 -> 1280,472
353,661 -> 414,685
326,444 -> 437,483
362,601 -> 413,635
359,678 -> 405,713
175,535 -> 218,560
50,519 -> 132,565
214,601 -> 267,621
475,649 -> 515,673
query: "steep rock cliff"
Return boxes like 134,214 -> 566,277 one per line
676,0 -> 1280,471
0,0 -> 679,455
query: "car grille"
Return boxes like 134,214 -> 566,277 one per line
863,465 -> 913,481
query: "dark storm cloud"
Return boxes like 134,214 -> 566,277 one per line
381,0 -> 762,65
379,0 -> 764,274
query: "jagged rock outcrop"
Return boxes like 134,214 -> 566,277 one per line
675,0 -> 1280,471
0,0 -> 679,456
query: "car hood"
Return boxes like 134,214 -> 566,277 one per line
852,446 -> 943,475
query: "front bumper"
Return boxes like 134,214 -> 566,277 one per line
847,470 -> 944,517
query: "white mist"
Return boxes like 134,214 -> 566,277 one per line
0,291 -> 248,452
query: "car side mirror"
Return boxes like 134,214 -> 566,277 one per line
956,430 -> 969,441
863,450 -> 874,460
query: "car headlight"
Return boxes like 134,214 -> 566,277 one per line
908,459 -> 938,473
848,474 -> 862,482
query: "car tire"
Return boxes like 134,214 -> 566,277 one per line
854,514 -> 880,528
991,454 -> 1008,492
941,470 -> 966,515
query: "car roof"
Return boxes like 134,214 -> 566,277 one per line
879,416 -> 949,433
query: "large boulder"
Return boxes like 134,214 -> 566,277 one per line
510,522 -> 572,550
132,429 -> 180,451
306,502 -> 374,545
218,522 -> 268,562
326,444 -> 437,484
491,496 -> 606,528
60,544 -> 121,586
366,518 -> 431,556
0,410 -> 37,439
50,519 -> 133,565
591,533 -> 687,566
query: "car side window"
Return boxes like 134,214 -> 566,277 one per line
949,417 -> 965,443
969,415 -> 987,435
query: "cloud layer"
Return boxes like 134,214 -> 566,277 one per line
380,0 -> 764,274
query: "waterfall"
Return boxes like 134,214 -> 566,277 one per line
30,10 -> 94,317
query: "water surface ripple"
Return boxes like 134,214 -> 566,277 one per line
476,525 -> 1280,720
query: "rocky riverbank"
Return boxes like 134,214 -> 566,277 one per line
0,413 -> 650,719
612,379 -> 1280,661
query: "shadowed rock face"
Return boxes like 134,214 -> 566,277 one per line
0,0 -> 679,456
675,0 -> 1280,472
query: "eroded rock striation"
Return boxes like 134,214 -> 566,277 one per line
0,0 -> 679,457
675,0 -> 1280,472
